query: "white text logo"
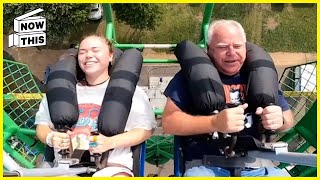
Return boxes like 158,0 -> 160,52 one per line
8,8 -> 46,48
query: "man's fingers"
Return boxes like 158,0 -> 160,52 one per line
234,119 -> 245,126
264,105 -> 282,114
238,103 -> 248,110
233,114 -> 246,122
231,103 -> 248,114
235,126 -> 245,132
255,107 -> 263,115
229,126 -> 245,133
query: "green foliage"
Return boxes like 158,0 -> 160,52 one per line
114,4 -> 201,45
125,3 -> 315,52
112,4 -> 164,31
211,3 -> 316,52
4,3 -> 315,52
261,4 -> 316,52
142,4 -> 200,44
3,3 -> 90,46
212,3 -> 252,22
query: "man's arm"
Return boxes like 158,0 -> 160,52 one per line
256,106 -> 294,133
277,109 -> 294,132
162,98 -> 247,135
162,98 -> 217,135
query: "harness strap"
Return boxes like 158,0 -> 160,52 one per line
229,168 -> 243,177
70,149 -> 110,170
71,149 -> 86,159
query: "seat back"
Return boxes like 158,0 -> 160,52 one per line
173,136 -> 184,177
131,142 -> 146,177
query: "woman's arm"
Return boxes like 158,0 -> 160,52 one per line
89,128 -> 152,153
36,124 -> 71,149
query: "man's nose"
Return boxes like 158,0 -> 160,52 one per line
226,46 -> 236,56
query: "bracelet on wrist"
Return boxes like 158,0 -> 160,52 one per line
46,131 -> 54,147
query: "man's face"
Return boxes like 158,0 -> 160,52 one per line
78,36 -> 112,76
207,25 -> 246,76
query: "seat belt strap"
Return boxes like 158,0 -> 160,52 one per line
230,168 -> 243,177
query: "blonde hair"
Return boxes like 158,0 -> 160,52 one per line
207,19 -> 246,45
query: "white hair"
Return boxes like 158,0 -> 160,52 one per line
207,19 -> 246,45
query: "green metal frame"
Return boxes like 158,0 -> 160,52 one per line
277,101 -> 317,176
3,5 -> 316,177
4,111 -> 45,168
146,135 -> 173,166
103,3 -> 214,64
101,4 -> 215,165
3,59 -> 46,168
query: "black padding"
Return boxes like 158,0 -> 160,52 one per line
244,42 -> 279,112
98,48 -> 143,136
44,146 -> 55,162
109,48 -> 124,74
97,48 -> 143,170
174,40 -> 226,115
46,49 -> 79,129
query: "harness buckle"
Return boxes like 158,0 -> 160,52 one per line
56,158 -> 80,169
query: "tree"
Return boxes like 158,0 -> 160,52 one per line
112,4 -> 163,31
4,4 -> 90,46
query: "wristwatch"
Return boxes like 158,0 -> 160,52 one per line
46,132 -> 54,147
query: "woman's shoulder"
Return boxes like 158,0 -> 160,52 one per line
134,86 -> 148,98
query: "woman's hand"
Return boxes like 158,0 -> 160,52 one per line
48,131 -> 71,149
89,133 -> 115,154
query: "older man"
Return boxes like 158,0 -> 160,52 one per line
162,20 -> 294,176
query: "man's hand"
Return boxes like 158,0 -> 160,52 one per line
214,103 -> 248,133
256,105 -> 283,130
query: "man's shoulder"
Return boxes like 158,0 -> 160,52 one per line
168,70 -> 185,86
173,70 -> 184,79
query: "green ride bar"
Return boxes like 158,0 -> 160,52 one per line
3,131 -> 14,142
104,4 -> 116,42
115,44 -> 175,49
153,108 -> 164,116
4,143 -> 35,169
143,59 -> 177,64
114,43 -> 206,50
199,4 -> 214,45
17,128 -> 36,136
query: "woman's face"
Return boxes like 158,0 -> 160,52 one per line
77,36 -> 113,77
